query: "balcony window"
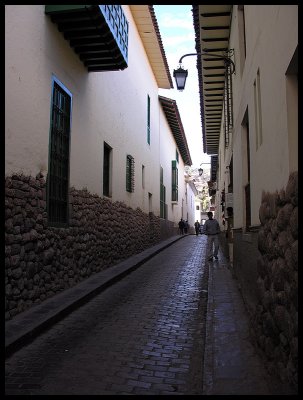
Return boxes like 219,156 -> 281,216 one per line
45,5 -> 129,72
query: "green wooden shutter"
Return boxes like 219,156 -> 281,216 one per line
172,160 -> 178,202
126,155 -> 135,192
160,166 -> 166,218
47,79 -> 72,225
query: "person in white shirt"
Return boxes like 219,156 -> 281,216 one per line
203,211 -> 220,261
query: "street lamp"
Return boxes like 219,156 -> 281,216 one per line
173,66 -> 188,92
173,51 -> 235,91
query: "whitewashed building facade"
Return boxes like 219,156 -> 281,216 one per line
5,5 -> 196,319
193,5 -> 297,388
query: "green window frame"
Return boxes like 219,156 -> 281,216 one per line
147,94 -> 150,145
172,160 -> 178,202
47,77 -> 72,226
160,166 -> 166,218
254,69 -> 263,150
142,164 -> 145,189
103,142 -> 112,197
126,154 -> 135,192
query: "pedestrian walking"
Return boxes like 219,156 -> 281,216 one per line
203,211 -> 220,261
178,218 -> 185,235
194,220 -> 200,236
184,220 -> 189,234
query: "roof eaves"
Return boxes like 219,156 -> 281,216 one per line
192,5 -> 206,155
149,5 -> 174,89
159,95 -> 193,166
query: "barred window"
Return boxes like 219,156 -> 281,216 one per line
47,78 -> 72,226
171,160 -> 178,202
103,142 -> 112,197
142,164 -> 145,189
160,166 -> 167,219
254,69 -> 263,149
126,154 -> 135,192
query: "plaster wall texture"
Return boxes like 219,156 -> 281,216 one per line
5,5 -> 194,222
227,5 -> 298,228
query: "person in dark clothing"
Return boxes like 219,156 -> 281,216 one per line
194,220 -> 200,236
184,220 -> 189,234
178,218 -> 185,235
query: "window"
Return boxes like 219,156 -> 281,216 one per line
126,154 -> 135,192
142,165 -> 145,189
47,77 -> 72,226
185,184 -> 188,205
45,5 -> 129,72
172,160 -> 178,202
160,166 -> 166,218
148,192 -> 152,213
228,157 -> 233,193
242,109 -> 251,230
147,95 -> 150,145
254,69 -> 263,150
103,142 -> 112,197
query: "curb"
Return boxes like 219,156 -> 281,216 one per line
5,235 -> 186,358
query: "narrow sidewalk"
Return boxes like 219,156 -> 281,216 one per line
203,251 -> 282,395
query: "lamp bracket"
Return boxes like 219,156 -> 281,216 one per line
178,50 -> 235,75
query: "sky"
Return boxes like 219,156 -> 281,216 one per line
154,5 -> 211,169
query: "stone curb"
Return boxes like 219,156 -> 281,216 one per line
5,235 -> 186,358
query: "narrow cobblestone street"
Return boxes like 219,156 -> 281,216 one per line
5,235 -> 209,395
5,5 -> 298,396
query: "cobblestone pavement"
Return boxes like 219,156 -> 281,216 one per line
5,235 -> 209,395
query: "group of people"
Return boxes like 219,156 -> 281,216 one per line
178,218 -> 189,235
180,212 -> 220,262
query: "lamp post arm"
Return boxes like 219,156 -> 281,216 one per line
178,52 -> 235,74
178,53 -> 201,63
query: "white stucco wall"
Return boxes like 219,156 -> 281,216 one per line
187,182 -> 198,229
5,5 -> 193,220
227,5 -> 298,228
158,106 -> 189,226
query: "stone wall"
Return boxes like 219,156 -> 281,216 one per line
253,171 -> 298,389
5,173 -> 173,321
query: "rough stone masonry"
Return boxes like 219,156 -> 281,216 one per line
253,171 -> 297,390
5,173 -> 168,321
